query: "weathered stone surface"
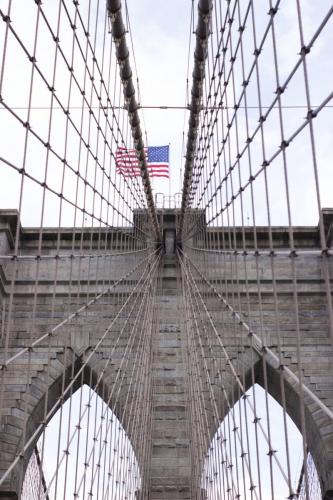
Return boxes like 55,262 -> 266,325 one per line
150,252 -> 191,499
0,209 -> 332,498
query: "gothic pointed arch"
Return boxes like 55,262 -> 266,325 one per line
202,382 -> 322,499
0,350 -> 143,499
21,383 -> 142,500
202,356 -> 333,499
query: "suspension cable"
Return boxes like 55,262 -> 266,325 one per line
106,0 -> 161,243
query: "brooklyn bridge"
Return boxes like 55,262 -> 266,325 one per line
0,0 -> 332,499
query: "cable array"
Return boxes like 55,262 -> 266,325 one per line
0,0 -> 332,499
179,0 -> 333,498
0,0 -> 158,497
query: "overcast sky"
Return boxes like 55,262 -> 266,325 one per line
0,0 -> 332,226
123,0 -> 193,198
125,0 -> 333,224
0,0 -> 193,225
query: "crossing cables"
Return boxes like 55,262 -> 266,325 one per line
107,0 -> 162,243
178,0 -> 213,242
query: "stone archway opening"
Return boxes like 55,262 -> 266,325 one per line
21,384 -> 141,500
202,383 -> 321,500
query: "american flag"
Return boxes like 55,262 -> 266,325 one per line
115,145 -> 169,178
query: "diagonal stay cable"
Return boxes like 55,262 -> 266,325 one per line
45,250 -> 160,495
0,249 -> 160,489
180,248 -> 333,422
179,249 -> 295,488
106,0 -> 161,242
0,249 -> 158,369
178,0 -> 213,241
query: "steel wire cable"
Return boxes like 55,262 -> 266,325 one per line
0,0 -> 159,498
2,250 -> 159,491
179,1 -> 333,498
1,1 -> 333,499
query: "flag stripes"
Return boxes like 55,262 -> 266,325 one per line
116,146 -> 169,178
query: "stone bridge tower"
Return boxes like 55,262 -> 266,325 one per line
0,209 -> 333,499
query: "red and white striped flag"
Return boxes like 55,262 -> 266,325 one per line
116,145 -> 169,178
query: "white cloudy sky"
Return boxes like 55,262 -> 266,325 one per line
0,0 -> 193,226
124,0 -> 193,196
125,0 -> 333,225
0,0 -> 332,227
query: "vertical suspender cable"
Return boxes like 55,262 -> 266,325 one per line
106,0 -> 161,243
178,0 -> 212,242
